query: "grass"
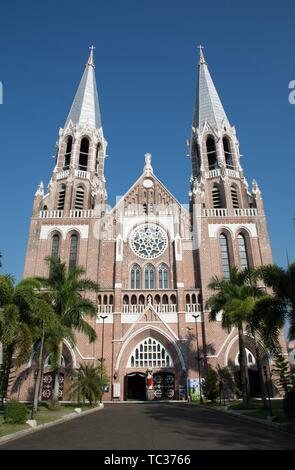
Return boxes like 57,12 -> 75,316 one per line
0,403 -> 95,438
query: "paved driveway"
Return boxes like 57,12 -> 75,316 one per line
1,403 -> 295,450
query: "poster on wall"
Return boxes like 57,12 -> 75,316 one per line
187,378 -> 201,401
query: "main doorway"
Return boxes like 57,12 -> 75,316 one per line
127,373 -> 146,400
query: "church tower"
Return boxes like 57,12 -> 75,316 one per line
24,47 -> 107,279
189,47 -> 273,369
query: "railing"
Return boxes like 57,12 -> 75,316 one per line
226,169 -> 239,178
185,304 -> 200,313
97,305 -> 113,314
203,208 -> 258,217
122,304 -> 177,314
75,169 -> 90,180
205,168 -> 239,179
203,208 -> 229,217
56,170 -> 70,180
39,209 -> 94,219
206,169 -> 220,178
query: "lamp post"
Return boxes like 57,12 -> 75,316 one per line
192,313 -> 203,403
99,315 -> 108,402
263,365 -> 273,417
31,369 -> 39,420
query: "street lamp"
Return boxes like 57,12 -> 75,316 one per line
192,313 -> 203,403
263,365 -> 273,417
99,315 -> 108,402
30,369 -> 39,420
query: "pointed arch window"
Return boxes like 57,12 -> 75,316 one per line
57,185 -> 66,210
238,234 -> 249,270
158,264 -> 168,289
51,234 -> 60,259
206,136 -> 217,170
212,185 -> 222,208
75,186 -> 85,210
69,234 -> 78,271
128,338 -> 173,368
219,233 -> 230,279
223,136 -> 233,168
130,264 -> 141,289
144,264 -> 155,289
231,185 -> 239,208
79,138 -> 89,171
64,136 -> 72,169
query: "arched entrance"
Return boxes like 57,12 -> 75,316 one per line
126,373 -> 146,400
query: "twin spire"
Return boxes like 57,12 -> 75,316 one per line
64,46 -> 102,130
64,45 -> 229,135
193,45 -> 230,131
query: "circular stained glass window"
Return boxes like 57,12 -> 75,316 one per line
130,224 -> 168,259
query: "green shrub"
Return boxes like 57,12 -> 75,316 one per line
202,369 -> 219,402
4,400 -> 28,424
283,390 -> 295,420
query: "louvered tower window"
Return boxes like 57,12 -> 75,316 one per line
238,234 -> 249,270
231,186 -> 239,208
223,137 -> 233,168
57,186 -> 66,210
64,136 -> 72,169
206,136 -> 217,170
75,187 -> 84,210
69,234 -> 78,271
219,234 -> 230,279
79,138 -> 89,171
212,185 -> 222,208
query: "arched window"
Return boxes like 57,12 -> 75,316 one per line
144,264 -> 155,289
231,185 -> 239,208
158,264 -> 168,289
69,234 -> 78,271
212,185 -> 222,208
79,138 -> 89,171
75,186 -> 84,210
51,234 -> 60,259
223,136 -> 233,168
206,136 -> 217,170
64,136 -> 72,169
57,185 -> 66,210
128,338 -> 174,368
238,234 -> 249,270
130,264 -> 141,289
219,233 -> 230,279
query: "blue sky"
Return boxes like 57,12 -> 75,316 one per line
0,0 -> 294,280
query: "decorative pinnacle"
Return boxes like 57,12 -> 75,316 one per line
144,153 -> 153,175
87,45 -> 96,68
197,44 -> 206,65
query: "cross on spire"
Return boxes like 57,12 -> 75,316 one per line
87,45 -> 96,68
197,44 -> 206,65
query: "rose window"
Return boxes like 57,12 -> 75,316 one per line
130,224 -> 167,259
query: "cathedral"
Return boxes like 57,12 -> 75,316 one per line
15,47 -> 285,402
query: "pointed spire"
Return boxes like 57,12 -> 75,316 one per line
35,180 -> 44,197
193,46 -> 230,130
64,46 -> 102,130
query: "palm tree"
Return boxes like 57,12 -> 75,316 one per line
0,276 -> 40,404
257,263 -> 295,340
69,363 -> 108,406
206,267 -> 265,403
37,257 -> 99,406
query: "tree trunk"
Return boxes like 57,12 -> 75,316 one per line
51,342 -> 62,407
253,333 -> 267,408
33,331 -> 45,414
0,344 -> 14,405
238,324 -> 250,403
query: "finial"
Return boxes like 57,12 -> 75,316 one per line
35,180 -> 44,197
144,153 -> 153,175
252,179 -> 261,195
197,44 -> 206,65
87,45 -> 96,68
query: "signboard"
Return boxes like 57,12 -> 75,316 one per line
187,378 -> 201,401
113,383 -> 120,398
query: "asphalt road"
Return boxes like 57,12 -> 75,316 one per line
1,403 -> 295,450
